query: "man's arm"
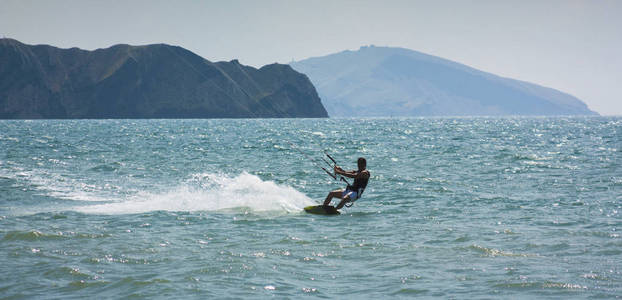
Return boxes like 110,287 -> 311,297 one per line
335,166 -> 358,178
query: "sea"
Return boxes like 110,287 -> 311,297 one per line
0,117 -> 620,299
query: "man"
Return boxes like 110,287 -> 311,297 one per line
323,157 -> 370,210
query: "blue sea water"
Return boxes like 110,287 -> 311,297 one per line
0,117 -> 620,299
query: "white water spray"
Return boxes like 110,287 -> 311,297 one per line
75,172 -> 315,215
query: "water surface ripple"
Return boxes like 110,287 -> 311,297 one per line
0,117 -> 620,298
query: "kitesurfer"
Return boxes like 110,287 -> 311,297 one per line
323,157 -> 370,209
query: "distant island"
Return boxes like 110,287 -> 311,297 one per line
0,39 -> 327,119
291,45 -> 598,117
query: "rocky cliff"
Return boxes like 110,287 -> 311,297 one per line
0,39 -> 327,119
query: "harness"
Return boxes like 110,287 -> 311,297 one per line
344,171 -> 368,207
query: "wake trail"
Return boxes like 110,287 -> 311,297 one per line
74,172 -> 315,215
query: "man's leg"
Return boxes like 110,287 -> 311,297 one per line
336,195 -> 351,209
323,190 -> 343,206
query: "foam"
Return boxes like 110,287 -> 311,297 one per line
0,165 -> 117,202
74,172 -> 315,215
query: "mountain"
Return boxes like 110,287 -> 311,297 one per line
291,45 -> 597,117
0,38 -> 327,119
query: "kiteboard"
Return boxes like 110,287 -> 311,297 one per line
304,205 -> 340,215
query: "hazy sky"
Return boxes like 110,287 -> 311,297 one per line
2,0 -> 621,115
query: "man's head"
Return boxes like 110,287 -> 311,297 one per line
357,157 -> 366,171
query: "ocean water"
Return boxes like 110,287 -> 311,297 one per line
0,117 -> 620,299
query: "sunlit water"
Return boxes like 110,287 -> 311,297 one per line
1,117 -> 620,298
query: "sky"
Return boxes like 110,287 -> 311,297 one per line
1,0 -> 621,115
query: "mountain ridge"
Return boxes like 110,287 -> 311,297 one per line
291,45 -> 597,117
0,38 -> 328,119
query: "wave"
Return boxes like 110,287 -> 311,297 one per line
2,230 -> 110,241
467,244 -> 537,257
74,172 -> 314,215
493,281 -> 588,291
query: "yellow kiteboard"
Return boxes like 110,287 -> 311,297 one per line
304,205 -> 340,215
